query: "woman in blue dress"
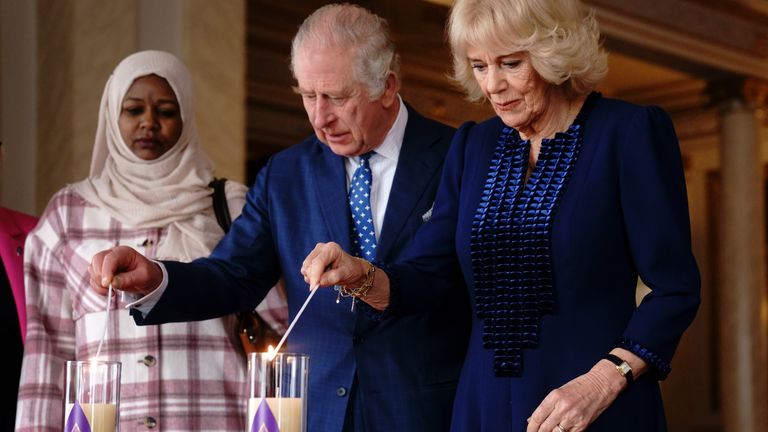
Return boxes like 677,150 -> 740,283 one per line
302,0 -> 701,430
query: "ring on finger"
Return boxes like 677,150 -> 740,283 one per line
556,425 -> 568,432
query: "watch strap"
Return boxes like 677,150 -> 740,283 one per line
604,353 -> 634,383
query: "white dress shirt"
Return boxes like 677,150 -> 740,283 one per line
344,96 -> 408,240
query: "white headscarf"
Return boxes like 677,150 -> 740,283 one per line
73,50 -> 224,261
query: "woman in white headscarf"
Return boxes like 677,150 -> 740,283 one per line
16,50 -> 286,431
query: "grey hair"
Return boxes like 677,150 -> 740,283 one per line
448,0 -> 607,101
290,3 -> 400,99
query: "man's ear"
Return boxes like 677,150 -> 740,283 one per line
380,72 -> 399,108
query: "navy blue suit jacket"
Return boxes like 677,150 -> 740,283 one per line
392,95 -> 701,431
134,106 -> 470,431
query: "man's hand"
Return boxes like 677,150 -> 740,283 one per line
88,246 -> 163,296
301,242 -> 391,310
301,242 -> 364,289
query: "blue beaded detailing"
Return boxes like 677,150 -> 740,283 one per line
616,337 -> 672,379
469,93 -> 598,377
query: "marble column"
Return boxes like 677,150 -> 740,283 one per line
712,78 -> 768,432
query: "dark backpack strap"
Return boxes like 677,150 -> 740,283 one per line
209,178 -> 232,233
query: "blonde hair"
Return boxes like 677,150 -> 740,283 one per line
290,3 -> 400,99
448,0 -> 607,101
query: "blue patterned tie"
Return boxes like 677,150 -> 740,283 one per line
349,151 -> 377,260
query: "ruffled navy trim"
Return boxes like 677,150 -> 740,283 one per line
356,261 -> 399,321
469,93 -> 599,377
616,337 -> 672,380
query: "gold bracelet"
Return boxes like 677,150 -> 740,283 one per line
339,258 -> 375,299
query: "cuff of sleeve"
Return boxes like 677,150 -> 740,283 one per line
357,262 -> 400,321
616,337 -> 671,380
123,260 -> 169,316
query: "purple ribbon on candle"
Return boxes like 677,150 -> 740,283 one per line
65,400 -> 92,432
252,399 -> 280,432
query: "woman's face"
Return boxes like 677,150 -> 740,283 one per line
118,74 -> 183,160
466,47 -> 549,130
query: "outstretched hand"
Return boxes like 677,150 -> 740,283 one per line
301,242 -> 391,310
88,245 -> 163,297
300,242 -> 365,288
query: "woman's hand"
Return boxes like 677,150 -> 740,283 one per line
301,242 -> 390,310
526,360 -> 626,432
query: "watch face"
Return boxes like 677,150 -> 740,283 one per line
617,362 -> 632,376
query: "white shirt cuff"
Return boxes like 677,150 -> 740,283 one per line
123,260 -> 169,317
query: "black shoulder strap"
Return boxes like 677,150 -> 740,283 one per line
209,178 -> 232,233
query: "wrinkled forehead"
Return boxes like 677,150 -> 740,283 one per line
293,44 -> 360,92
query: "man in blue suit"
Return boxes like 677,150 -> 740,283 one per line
90,4 -> 470,431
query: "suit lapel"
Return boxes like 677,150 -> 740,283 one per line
377,108 -> 443,261
310,140 -> 353,252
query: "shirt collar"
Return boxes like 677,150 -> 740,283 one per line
360,96 -> 407,164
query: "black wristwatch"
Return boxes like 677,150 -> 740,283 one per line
604,353 -> 634,384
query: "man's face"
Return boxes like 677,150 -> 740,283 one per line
293,45 -> 395,157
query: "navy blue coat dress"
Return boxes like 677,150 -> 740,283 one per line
391,94 -> 701,431
132,106 -> 471,431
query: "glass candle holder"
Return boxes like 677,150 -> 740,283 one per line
247,352 -> 309,432
64,360 -> 121,432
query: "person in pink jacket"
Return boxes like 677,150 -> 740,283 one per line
0,141 -> 39,431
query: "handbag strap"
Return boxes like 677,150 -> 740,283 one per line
209,178 -> 231,233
